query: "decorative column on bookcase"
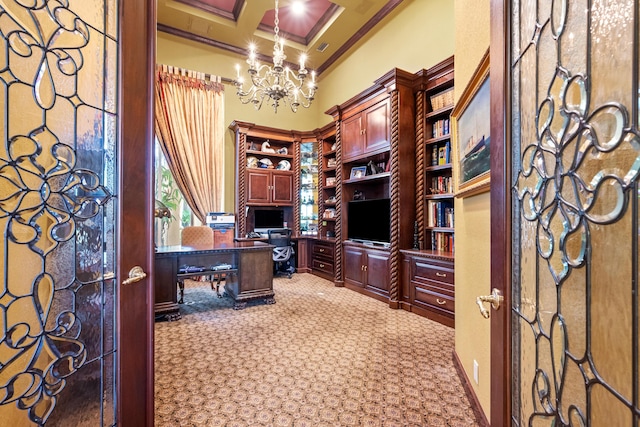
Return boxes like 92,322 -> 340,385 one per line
414,89 -> 426,246
237,132 -> 247,238
293,138 -> 301,236
333,119 -> 343,285
388,89 -> 400,304
317,137 -> 325,239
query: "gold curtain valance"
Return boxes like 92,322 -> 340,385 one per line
156,64 -> 224,92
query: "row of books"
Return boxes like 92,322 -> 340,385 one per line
431,118 -> 450,138
429,176 -> 453,194
431,141 -> 451,166
431,231 -> 454,252
427,200 -> 454,228
429,87 -> 454,111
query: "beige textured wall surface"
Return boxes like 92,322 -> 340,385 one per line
316,0 -> 455,121
453,0 -> 491,420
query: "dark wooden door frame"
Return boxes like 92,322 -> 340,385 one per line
490,0 -> 510,425
119,0 -> 156,425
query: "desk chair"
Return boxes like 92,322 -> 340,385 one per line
179,226 -> 223,300
268,229 -> 295,278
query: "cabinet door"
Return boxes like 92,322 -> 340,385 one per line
363,99 -> 390,154
365,250 -> 390,293
247,170 -> 270,204
272,172 -> 293,205
342,114 -> 364,160
344,245 -> 365,287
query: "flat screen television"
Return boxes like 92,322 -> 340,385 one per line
347,198 -> 391,246
254,209 -> 284,233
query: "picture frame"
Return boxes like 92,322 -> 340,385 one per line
452,49 -> 490,197
350,166 -> 367,179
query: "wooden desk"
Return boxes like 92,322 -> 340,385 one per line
154,241 -> 274,320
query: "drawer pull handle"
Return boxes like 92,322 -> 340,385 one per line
436,272 -> 447,278
319,248 -> 324,252
319,264 -> 325,268
436,298 -> 447,305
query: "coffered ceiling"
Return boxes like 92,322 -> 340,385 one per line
157,0 -> 405,75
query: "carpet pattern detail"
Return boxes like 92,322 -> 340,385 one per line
155,274 -> 479,426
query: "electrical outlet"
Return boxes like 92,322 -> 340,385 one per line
473,360 -> 479,384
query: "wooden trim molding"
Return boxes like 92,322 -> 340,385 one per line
317,0 -> 404,75
174,0 -> 244,21
388,89 -> 400,303
414,90 -> 425,245
452,351 -> 490,427
333,120 -> 343,285
490,0 -> 511,424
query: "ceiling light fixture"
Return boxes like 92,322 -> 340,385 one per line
234,0 -> 317,113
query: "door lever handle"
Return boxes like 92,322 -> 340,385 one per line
122,266 -> 147,285
476,288 -> 503,319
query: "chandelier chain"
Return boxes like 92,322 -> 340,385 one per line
274,0 -> 280,46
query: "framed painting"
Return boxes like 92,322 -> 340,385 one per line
452,49 -> 490,197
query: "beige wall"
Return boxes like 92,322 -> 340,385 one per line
453,0 -> 491,420
316,0 -> 455,121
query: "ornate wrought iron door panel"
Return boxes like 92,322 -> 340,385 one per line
0,0 -> 118,425
511,0 -> 640,425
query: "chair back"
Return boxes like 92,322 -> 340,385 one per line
182,226 -> 214,250
267,228 -> 291,248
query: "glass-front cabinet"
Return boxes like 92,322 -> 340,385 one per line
300,142 -> 318,235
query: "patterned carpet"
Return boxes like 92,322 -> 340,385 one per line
154,273 -> 479,426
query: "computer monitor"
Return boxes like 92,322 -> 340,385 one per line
253,209 -> 284,234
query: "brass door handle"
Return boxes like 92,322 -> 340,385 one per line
122,266 -> 147,285
476,288 -> 503,319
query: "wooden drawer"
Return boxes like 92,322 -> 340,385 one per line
312,241 -> 334,258
312,258 -> 334,275
413,259 -> 454,286
413,285 -> 455,314
413,279 -> 454,298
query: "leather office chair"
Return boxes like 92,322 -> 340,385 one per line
268,229 -> 295,278
179,226 -> 223,300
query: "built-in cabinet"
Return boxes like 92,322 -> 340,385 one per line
343,241 -> 390,301
401,56 -> 455,327
299,141 -> 318,236
327,68 -> 417,297
341,98 -> 390,161
400,250 -> 454,327
310,239 -> 334,280
231,121 -> 297,238
230,61 -> 456,329
246,170 -> 293,205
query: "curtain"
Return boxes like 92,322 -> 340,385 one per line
154,65 -> 225,223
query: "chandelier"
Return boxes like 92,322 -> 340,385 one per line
234,0 -> 317,113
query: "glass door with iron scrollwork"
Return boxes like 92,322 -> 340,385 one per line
510,0 -> 640,424
0,1 -> 120,425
